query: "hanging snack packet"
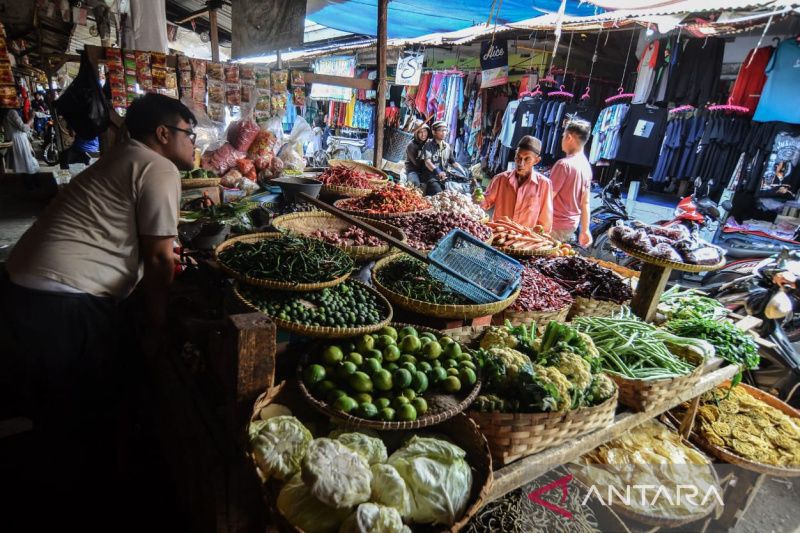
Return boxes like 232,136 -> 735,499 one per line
207,62 -> 224,81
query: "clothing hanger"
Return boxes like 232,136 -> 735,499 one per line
581,28 -> 601,104
669,104 -> 695,114
706,97 -> 748,115
604,29 -> 637,105
548,33 -> 575,99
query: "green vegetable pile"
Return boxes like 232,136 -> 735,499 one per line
666,316 -> 760,370
240,281 -> 386,328
302,326 -> 478,423
219,235 -> 354,284
375,255 -> 470,305
573,309 -> 712,381
181,168 -> 217,179
658,285 -> 729,321
472,320 -> 615,413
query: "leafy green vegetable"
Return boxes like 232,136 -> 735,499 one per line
340,503 -> 408,533
277,473 -> 352,533
658,286 -> 728,321
666,316 -> 760,370
248,416 -> 312,481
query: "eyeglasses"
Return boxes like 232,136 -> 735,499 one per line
164,125 -> 196,144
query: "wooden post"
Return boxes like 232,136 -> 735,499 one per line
630,262 -> 672,322
209,8 -> 220,62
373,0 -> 388,168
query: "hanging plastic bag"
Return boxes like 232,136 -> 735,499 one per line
277,117 -> 313,172
55,50 -> 110,139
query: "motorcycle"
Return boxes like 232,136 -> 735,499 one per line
585,172 -> 629,263
42,119 -> 59,165
702,249 -> 800,405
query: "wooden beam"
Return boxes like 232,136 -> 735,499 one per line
209,8 -> 220,62
373,0 -> 388,168
299,71 -> 376,90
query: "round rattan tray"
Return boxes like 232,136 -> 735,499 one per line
249,380 -> 493,533
609,233 -> 726,273
181,177 -> 221,189
685,381 -> 800,477
214,232 -> 352,291
371,255 -> 520,320
333,198 -> 434,220
233,280 -> 392,339
328,159 -> 389,181
296,322 -> 481,430
271,211 -> 406,262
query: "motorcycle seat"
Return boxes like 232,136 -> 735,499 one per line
696,197 -> 720,220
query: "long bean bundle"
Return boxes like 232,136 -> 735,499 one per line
573,309 -> 702,380
219,235 -> 353,283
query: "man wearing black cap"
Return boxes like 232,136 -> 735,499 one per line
421,120 -> 465,195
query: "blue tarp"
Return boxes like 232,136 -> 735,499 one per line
307,1 -> 603,39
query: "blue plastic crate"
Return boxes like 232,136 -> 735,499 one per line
427,229 -> 523,304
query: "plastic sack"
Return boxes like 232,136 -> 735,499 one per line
248,130 -> 277,171
277,117 -> 313,172
220,168 -> 244,188
236,158 -> 257,181
226,118 -> 260,152
55,50 -> 110,139
182,97 -> 226,158
202,143 -> 246,175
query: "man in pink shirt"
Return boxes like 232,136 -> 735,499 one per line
550,119 -> 593,246
481,135 -> 553,231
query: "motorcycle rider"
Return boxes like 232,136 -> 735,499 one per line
550,119 -> 593,246
421,121 -> 465,195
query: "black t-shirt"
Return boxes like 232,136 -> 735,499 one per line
615,104 -> 668,167
511,98 -> 542,148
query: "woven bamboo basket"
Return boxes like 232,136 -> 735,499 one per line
320,184 -> 373,198
333,198 -> 434,220
495,304 -> 572,327
181,177 -> 221,189
248,380 -> 493,533
328,159 -> 389,181
568,296 -> 628,319
371,255 -> 520,320
609,235 -> 726,273
493,243 -> 560,258
271,211 -> 406,262
214,232 -> 352,291
608,349 -> 705,412
232,281 -> 393,339
468,389 -> 618,466
681,381 -> 800,477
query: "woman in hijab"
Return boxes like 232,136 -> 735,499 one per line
404,123 -> 429,188
1,107 -> 40,173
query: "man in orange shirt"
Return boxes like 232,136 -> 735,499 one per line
480,135 -> 553,231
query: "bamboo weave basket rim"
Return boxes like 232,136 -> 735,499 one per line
181,177 -> 221,188
328,159 -> 390,181
296,321 -> 482,430
568,296 -> 628,319
569,419 -> 721,528
333,198 -> 434,220
371,255 -> 520,320
683,381 -> 800,477
503,302 -> 572,321
232,280 -> 393,339
247,380 -> 493,533
493,242 -> 561,257
270,211 -> 406,262
214,232 -> 352,291
609,234 -> 726,273
467,388 -> 619,466
320,183 -> 373,198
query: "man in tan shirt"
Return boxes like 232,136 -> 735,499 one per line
1,93 -> 195,525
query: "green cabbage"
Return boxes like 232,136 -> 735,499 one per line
387,436 -> 473,526
248,416 -> 312,481
277,473 -> 351,533
370,463 -> 411,517
339,503 -> 409,533
302,438 -> 372,509
335,432 -> 388,465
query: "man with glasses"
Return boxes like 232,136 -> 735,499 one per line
1,94 -> 196,525
421,120 -> 465,195
480,135 -> 553,231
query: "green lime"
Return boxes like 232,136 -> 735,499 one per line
349,371 -> 373,393
376,334 -> 396,349
379,407 -> 396,422
401,388 -> 416,401
433,367 -> 448,383
385,362 -> 399,372
398,326 -> 418,338
327,388 -> 347,404
378,326 -> 398,340
442,376 -> 462,393
355,334 -> 375,354
412,397 -> 428,415
419,332 -> 437,341
401,362 -> 417,374
353,392 -> 373,404
374,397 -> 391,410
419,361 -> 433,373
412,371 -> 429,394
447,367 -> 460,377
383,345 -> 401,362
443,342 -> 462,359
444,358 -> 458,369
366,349 -> 384,362
399,354 -> 417,366
364,358 -> 382,375
439,336 -> 454,346
337,361 -> 358,380
419,337 -> 432,347
333,395 -> 358,413
315,379 -> 336,396
397,403 -> 417,422
373,369 -> 393,392
393,369 -> 412,390
392,396 -> 410,410
459,360 -> 477,370
303,364 -> 326,386
422,341 -> 442,360
346,352 -> 363,366
431,360 -> 442,368
322,346 -> 344,365
460,367 -> 477,387
399,335 -> 421,354
357,402 -> 378,419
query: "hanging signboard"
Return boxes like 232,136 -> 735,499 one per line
395,50 -> 424,86
480,39 -> 509,88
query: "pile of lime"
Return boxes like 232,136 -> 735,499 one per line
303,325 -> 478,422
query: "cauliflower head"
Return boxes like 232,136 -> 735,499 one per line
533,365 -> 571,411
480,327 -> 519,350
484,347 -> 533,387
586,373 -> 616,406
555,351 -> 593,396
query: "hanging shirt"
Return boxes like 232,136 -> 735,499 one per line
760,130 -> 800,191
510,97 -> 541,148
753,40 -> 800,124
481,169 -> 553,231
550,151 -> 593,232
615,104 -> 668,167
633,40 -> 660,104
589,104 -> 630,164
729,46 -> 773,115
498,99 -> 521,148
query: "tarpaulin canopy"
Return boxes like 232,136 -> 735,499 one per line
306,0 -> 603,38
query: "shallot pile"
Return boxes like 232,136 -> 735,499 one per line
530,256 -> 632,304
336,184 -> 431,214
428,191 -> 486,221
310,226 -> 384,247
508,267 -> 574,312
318,166 -> 374,189
390,212 -> 493,250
